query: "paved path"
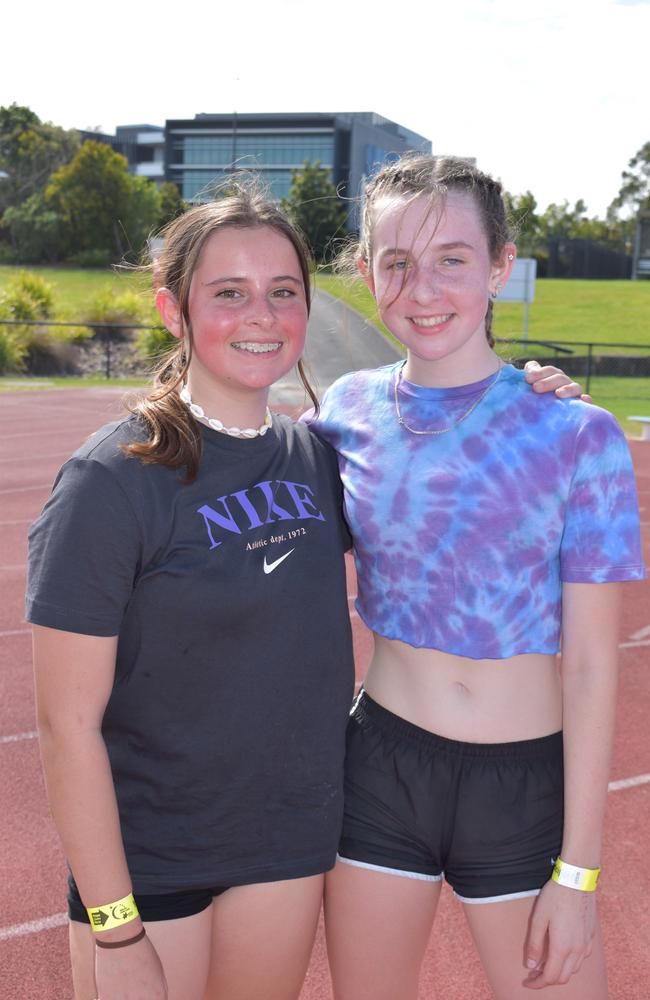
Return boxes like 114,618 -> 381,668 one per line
270,288 -> 401,407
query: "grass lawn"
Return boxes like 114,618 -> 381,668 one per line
2,266 -> 648,346
0,265 -> 155,321
316,274 -> 650,348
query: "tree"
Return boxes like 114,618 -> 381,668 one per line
0,104 -> 78,214
158,182 -> 186,228
45,141 -> 160,261
504,190 -> 540,257
125,176 -> 162,259
537,199 -> 589,242
2,191 -> 68,262
611,140 -> 650,216
281,161 -> 347,262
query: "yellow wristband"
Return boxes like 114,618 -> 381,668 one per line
86,892 -> 139,932
552,857 -> 600,892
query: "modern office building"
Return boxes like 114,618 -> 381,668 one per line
80,112 -> 431,225
78,125 -> 165,184
164,112 -> 431,213
114,125 -> 166,182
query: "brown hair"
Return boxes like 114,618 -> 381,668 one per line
125,184 -> 318,482
349,154 -> 512,347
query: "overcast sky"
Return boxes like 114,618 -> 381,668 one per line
3,0 -> 649,218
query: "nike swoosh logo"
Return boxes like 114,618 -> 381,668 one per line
263,548 -> 295,575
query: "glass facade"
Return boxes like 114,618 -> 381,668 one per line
180,168 -> 299,202
173,131 -> 335,203
176,133 -> 334,167
365,144 -> 399,177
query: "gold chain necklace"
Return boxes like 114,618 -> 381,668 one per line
394,361 -> 504,436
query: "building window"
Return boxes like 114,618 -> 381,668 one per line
175,133 -> 334,168
180,167 -> 306,202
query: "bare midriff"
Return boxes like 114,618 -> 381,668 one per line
365,635 -> 563,744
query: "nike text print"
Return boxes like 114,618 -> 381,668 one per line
197,479 -> 326,550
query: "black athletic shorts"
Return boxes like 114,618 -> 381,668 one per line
67,873 -> 230,923
338,692 -> 564,903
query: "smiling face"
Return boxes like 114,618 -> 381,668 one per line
365,191 -> 515,384
157,225 -> 308,416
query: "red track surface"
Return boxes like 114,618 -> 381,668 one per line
1,388 -> 649,999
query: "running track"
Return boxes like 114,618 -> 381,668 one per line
1,388 -> 649,1000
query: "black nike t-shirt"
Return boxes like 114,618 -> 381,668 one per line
26,413 -> 355,892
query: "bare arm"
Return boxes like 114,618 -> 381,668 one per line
524,582 -> 621,989
33,625 -> 166,997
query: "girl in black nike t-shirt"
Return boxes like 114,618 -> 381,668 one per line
26,187 -> 355,1000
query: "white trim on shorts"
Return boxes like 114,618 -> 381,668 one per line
336,854 -> 443,882
337,854 -> 543,901
455,888 -> 541,905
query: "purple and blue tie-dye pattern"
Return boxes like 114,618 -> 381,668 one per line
307,363 -> 646,659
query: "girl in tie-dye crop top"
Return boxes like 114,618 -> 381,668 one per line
310,361 -> 645,659
307,153 -> 646,1000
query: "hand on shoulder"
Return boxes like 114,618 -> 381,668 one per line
524,361 -> 592,402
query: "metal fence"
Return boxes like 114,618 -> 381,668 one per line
0,319 -> 164,379
2,321 -> 649,407
495,338 -> 650,395
546,238 -> 632,280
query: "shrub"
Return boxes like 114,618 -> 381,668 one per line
10,271 -> 55,317
82,289 -> 146,335
0,270 -> 56,373
68,248 -> 113,268
136,324 -> 175,364
0,329 -> 27,373
77,289 -> 149,378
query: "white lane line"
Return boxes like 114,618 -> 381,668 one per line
608,773 -> 650,792
630,625 -> 650,641
0,913 -> 67,941
0,484 -> 51,496
0,628 -> 30,637
0,731 -> 37,745
619,640 -> 650,649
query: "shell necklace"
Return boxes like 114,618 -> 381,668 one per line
179,384 -> 272,439
394,361 -> 503,436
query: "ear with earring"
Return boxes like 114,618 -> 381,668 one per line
492,253 -> 514,297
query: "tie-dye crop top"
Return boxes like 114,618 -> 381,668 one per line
307,363 -> 646,659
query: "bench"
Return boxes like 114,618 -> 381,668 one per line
629,416 -> 650,441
